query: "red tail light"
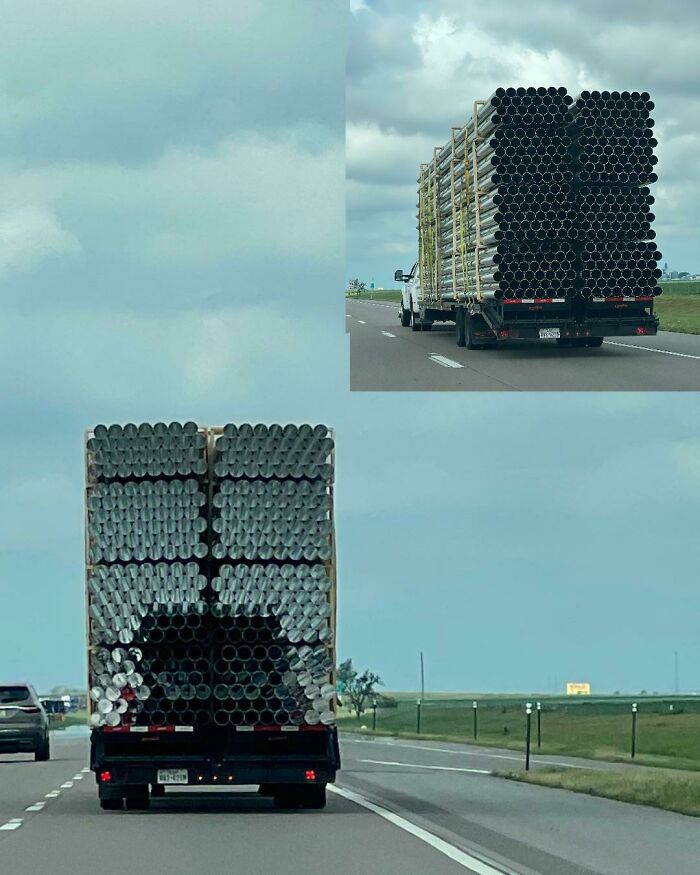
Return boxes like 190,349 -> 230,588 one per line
99,770 -> 112,783
305,769 -> 316,782
498,329 -> 509,338
19,706 -> 41,714
635,327 -> 647,335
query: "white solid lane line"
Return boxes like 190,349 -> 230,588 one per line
381,331 -> 396,338
603,340 -> 700,360
361,759 -> 490,775
330,785 -> 512,874
344,737 -> 602,770
429,354 -> 464,369
0,819 -> 23,831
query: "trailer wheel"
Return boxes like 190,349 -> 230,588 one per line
301,785 -> 327,809
273,788 -> 304,809
100,797 -> 123,811
465,314 -> 483,351
125,786 -> 150,811
455,309 -> 466,347
400,306 -> 411,327
586,337 -> 604,348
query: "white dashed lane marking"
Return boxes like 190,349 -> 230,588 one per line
428,354 -> 464,369
0,819 -> 23,831
357,320 -> 366,324
381,331 -> 396,338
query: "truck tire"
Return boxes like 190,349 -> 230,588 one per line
465,314 -> 483,351
400,306 -> 411,327
455,309 -> 466,347
34,738 -> 50,762
100,797 -> 123,811
411,308 -> 422,332
586,337 -> 604,348
151,784 -> 165,798
125,786 -> 150,811
301,785 -> 327,809
273,788 -> 303,809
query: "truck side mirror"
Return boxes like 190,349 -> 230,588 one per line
394,269 -> 405,282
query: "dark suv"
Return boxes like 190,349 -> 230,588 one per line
0,684 -> 50,761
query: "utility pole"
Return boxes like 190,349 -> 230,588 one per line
674,651 -> 680,694
420,651 -> 425,703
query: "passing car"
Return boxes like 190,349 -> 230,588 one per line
0,683 -> 50,761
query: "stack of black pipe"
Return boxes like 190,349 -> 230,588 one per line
473,87 -> 577,299
570,90 -> 661,298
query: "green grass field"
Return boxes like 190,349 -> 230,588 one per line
338,696 -> 700,771
50,710 -> 87,730
497,767 -> 700,818
345,290 -> 402,303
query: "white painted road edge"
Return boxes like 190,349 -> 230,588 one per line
344,736 -> 603,770
603,340 -> 700,360
329,785 -> 513,874
429,354 -> 464,369
361,759 -> 490,775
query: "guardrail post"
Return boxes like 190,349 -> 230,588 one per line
416,699 -> 422,734
525,702 -> 533,771
631,702 -> 638,759
472,700 -> 478,741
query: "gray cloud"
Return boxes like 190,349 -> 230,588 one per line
348,0 -> 700,283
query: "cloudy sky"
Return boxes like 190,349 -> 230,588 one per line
347,0 -> 700,285
1,2 -> 699,697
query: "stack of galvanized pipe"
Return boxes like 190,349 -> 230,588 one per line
210,424 -> 335,727
86,422 -> 336,730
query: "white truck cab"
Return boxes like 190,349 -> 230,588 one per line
394,263 -> 420,328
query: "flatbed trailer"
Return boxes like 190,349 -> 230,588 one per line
91,724 -> 340,809
399,280 -> 658,349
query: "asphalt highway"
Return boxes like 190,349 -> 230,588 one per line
347,299 -> 700,391
1,730 -> 698,874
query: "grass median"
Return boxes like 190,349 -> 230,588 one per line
495,766 -> 700,818
338,697 -> 700,772
346,290 -> 402,303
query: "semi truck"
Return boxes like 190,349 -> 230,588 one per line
396,87 -> 661,349
86,421 -> 340,811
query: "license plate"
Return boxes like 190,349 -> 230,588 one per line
157,769 -> 188,785
539,328 -> 560,339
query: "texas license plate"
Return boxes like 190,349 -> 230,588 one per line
157,769 -> 188,784
539,328 -> 560,339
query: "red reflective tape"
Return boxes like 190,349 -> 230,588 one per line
148,725 -> 175,733
299,725 -> 329,732
604,297 -> 625,302
102,726 -> 130,733
503,299 -> 523,305
254,725 -> 282,732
